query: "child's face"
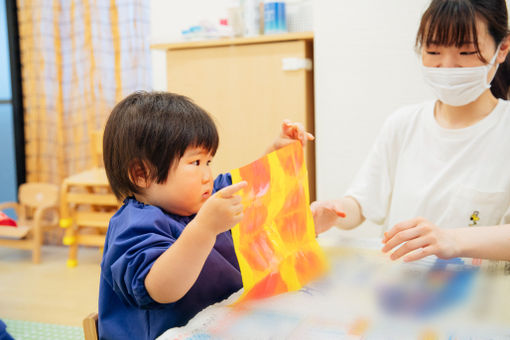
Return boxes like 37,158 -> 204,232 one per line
141,147 -> 214,216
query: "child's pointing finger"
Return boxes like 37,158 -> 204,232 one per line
218,181 -> 247,198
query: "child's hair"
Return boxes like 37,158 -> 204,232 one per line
416,0 -> 510,99
103,91 -> 219,200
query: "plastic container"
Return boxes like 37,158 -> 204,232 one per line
243,0 -> 261,37
263,1 -> 287,35
228,0 -> 244,37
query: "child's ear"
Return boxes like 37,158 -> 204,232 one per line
128,160 -> 151,188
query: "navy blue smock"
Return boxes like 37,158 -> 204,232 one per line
98,173 -> 242,340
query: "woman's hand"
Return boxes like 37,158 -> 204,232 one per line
266,119 -> 314,154
382,217 -> 459,262
310,200 -> 346,235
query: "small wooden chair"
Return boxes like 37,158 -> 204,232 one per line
0,182 -> 60,263
83,312 -> 98,340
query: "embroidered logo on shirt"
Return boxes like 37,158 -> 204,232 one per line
469,211 -> 479,226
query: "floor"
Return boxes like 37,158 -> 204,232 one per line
0,245 -> 101,327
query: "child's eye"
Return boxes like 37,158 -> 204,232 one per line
460,51 -> 476,55
426,51 -> 439,55
192,160 -> 200,166
206,160 -> 211,166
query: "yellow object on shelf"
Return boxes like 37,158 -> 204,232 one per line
59,218 -> 72,229
63,235 -> 76,246
67,259 -> 78,268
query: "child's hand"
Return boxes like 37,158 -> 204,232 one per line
310,200 -> 346,235
195,181 -> 248,236
381,217 -> 458,262
266,119 -> 314,154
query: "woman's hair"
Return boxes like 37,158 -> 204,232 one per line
416,0 -> 510,99
103,91 -> 219,200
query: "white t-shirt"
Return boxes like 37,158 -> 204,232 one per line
346,99 -> 510,231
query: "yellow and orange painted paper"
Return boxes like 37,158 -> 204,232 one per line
231,141 -> 328,303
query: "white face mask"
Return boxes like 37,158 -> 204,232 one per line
421,45 -> 501,106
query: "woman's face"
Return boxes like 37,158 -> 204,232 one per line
421,17 -> 508,80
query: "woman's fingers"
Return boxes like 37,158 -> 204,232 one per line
382,217 -> 425,243
382,223 -> 424,253
282,120 -> 314,145
387,234 -> 430,260
402,246 -> 435,262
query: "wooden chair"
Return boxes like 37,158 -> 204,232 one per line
83,312 -> 98,340
0,182 -> 60,263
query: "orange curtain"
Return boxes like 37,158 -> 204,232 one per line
17,0 -> 151,183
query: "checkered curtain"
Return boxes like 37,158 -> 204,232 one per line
18,0 -> 151,183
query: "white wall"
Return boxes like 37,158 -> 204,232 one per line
150,0 -> 231,90
314,0 -> 433,201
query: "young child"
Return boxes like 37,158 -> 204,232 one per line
98,91 -> 312,340
312,0 -> 510,262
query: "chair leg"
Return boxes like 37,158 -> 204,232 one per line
32,224 -> 42,264
83,312 -> 99,340
68,240 -> 79,267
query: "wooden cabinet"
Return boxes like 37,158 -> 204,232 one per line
152,32 -> 315,198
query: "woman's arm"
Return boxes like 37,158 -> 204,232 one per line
454,225 -> 510,260
382,217 -> 510,262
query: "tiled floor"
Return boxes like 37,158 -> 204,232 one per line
3,319 -> 84,340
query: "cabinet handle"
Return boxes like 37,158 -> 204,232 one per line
281,58 -> 313,71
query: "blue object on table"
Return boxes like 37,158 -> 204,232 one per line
377,258 -> 479,318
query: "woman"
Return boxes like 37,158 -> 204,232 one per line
312,0 -> 510,262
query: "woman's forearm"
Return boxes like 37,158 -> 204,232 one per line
454,225 -> 510,261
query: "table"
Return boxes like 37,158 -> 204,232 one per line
159,235 -> 510,339
59,167 -> 119,267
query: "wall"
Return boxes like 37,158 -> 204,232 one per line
314,0 -> 432,200
150,0 -> 231,90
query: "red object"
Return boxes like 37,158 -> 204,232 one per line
0,212 -> 17,227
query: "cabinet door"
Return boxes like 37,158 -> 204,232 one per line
166,40 -> 315,198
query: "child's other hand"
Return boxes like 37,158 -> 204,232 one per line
381,217 -> 458,262
310,200 -> 346,235
266,119 -> 314,154
195,181 -> 247,236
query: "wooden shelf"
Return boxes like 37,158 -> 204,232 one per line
151,32 -> 313,51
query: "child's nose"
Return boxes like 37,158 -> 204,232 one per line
202,167 -> 212,183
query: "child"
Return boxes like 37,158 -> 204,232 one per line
312,0 -> 510,262
98,91 -> 312,340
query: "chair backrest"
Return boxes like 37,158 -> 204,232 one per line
90,130 -> 104,168
18,183 -> 59,209
83,312 -> 99,340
